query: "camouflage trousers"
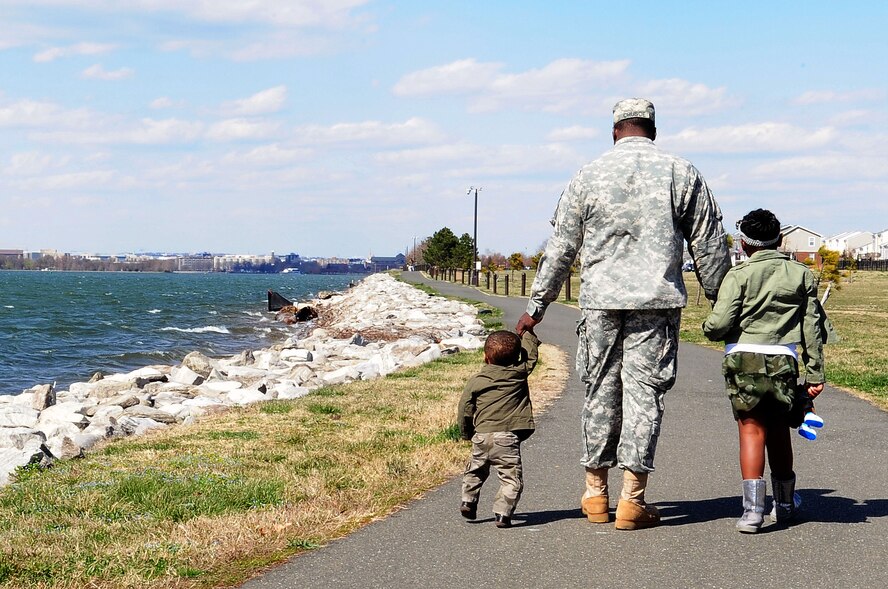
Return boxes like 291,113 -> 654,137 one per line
461,431 -> 524,517
577,308 -> 681,473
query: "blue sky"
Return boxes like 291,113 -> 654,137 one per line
0,1 -> 885,257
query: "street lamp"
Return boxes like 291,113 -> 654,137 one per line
467,186 -> 481,285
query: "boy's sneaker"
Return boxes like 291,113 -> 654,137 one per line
494,513 -> 512,528
459,501 -> 477,520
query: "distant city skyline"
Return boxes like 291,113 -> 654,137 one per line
0,1 -> 886,257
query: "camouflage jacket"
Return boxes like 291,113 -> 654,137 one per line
702,250 -> 825,383
527,136 -> 731,314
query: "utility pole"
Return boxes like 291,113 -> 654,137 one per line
467,186 -> 481,285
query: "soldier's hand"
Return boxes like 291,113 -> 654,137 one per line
516,312 -> 540,336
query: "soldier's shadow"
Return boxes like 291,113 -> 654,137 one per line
658,489 -> 888,527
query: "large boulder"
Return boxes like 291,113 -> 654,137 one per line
28,384 -> 56,411
182,351 -> 215,378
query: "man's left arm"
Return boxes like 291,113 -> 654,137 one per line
679,169 -> 732,302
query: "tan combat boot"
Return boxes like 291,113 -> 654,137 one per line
580,467 -> 610,523
614,470 -> 660,530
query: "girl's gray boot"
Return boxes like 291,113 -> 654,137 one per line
737,479 -> 766,533
770,472 -> 801,522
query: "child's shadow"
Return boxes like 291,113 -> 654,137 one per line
799,489 -> 888,523
658,489 -> 888,527
466,509 -> 584,527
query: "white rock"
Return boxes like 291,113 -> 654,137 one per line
171,365 -> 204,386
201,381 -> 243,394
321,366 -> 360,385
226,388 -> 268,405
0,405 -> 39,428
272,384 -> 311,399
440,336 -> 484,350
119,416 -> 167,436
280,348 -> 313,362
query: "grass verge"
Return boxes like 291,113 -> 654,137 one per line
0,314 -> 566,589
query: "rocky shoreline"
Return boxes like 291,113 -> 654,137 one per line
0,274 -> 485,486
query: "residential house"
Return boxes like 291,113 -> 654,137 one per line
779,225 -> 822,264
824,231 -> 877,259
877,228 -> 888,260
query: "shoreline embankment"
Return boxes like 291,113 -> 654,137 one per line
0,273 -> 485,486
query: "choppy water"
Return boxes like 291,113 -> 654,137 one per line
0,271 -> 360,395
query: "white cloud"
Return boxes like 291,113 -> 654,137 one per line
27,116 -> 204,145
0,98 -> 94,128
3,152 -> 70,176
9,0 -> 370,28
663,122 -> 837,153
792,89 -> 885,105
475,58 -> 630,113
293,117 -> 445,146
33,42 -> 116,63
12,169 -> 120,191
221,144 -> 313,167
149,97 -> 184,109
81,63 -> 134,80
547,126 -> 600,142
393,59 -> 504,96
129,118 -> 204,144
206,118 -> 281,142
375,142 -> 584,178
395,58 -> 630,113
221,86 -> 287,116
228,33 -> 335,61
637,78 -> 734,116
751,153 -> 888,180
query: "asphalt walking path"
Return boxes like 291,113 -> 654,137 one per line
241,272 -> 888,589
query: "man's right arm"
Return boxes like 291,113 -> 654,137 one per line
525,178 -> 585,321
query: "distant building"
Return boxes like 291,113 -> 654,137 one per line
369,253 -> 406,272
877,228 -> 888,260
0,249 -> 24,261
178,255 -> 214,272
824,231 -> 877,259
779,225 -> 822,264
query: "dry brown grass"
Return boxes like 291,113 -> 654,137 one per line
0,345 -> 567,589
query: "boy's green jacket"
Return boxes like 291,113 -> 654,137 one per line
702,250 -> 831,383
457,332 -> 539,439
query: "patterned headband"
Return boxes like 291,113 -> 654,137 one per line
736,224 -> 780,248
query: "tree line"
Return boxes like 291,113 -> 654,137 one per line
410,227 -> 544,274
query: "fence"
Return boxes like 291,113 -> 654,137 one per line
838,259 -> 888,271
426,267 -> 576,302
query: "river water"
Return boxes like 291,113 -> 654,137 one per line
0,271 -> 360,395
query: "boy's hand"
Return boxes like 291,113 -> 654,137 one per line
516,312 -> 539,336
806,383 -> 824,398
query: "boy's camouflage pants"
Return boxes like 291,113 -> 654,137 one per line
461,431 -> 524,516
577,308 -> 681,473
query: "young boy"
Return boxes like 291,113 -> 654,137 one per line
457,329 -> 539,528
703,208 -> 825,533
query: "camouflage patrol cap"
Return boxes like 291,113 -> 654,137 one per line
613,98 -> 655,125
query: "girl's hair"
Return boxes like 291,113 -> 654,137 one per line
738,208 -> 781,243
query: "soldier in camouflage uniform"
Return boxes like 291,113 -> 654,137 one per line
516,98 -> 731,530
